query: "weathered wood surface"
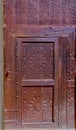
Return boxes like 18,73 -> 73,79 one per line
4,0 -> 76,129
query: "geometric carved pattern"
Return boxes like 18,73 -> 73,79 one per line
22,87 -> 54,124
22,43 -> 54,79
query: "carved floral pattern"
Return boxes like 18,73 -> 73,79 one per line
22,43 -> 54,79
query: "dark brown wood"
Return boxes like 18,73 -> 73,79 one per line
4,0 -> 76,129
15,37 -> 59,127
15,0 -> 76,25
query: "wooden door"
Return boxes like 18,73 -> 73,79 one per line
4,0 -> 76,129
16,37 -> 60,128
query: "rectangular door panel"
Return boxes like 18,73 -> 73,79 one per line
15,38 -> 60,127
22,86 -> 54,124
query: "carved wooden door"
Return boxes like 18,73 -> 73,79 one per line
15,37 -> 60,128
4,0 -> 75,130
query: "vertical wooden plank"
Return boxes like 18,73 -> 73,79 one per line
61,37 -> 67,127
58,37 -> 63,127
26,0 -> 39,24
16,38 -> 22,125
49,0 -> 62,24
61,0 -> 68,24
39,0 -> 50,25
15,0 -> 22,24
21,0 -> 27,24
68,0 -> 76,24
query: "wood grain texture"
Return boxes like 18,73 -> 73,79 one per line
15,0 -> 76,25
4,0 -> 76,129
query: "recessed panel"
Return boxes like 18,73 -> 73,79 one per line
22,86 -> 54,124
21,42 -> 54,80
